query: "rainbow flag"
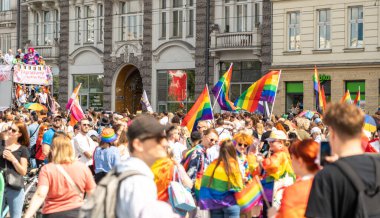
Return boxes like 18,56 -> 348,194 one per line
313,66 -> 320,93
198,159 -> 243,210
340,90 -> 352,104
66,83 -> 82,110
320,85 -> 327,112
212,63 -> 236,111
353,88 -> 361,107
181,85 -> 214,132
234,71 -> 280,113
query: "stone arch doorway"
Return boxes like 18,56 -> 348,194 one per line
115,65 -> 143,114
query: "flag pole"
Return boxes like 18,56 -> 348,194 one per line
269,70 -> 282,119
205,84 -> 215,128
212,63 -> 233,111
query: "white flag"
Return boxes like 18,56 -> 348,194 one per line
141,90 -> 153,113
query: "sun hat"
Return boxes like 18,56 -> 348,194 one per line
100,128 -> 117,143
266,130 -> 288,142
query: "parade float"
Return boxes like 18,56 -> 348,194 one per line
0,47 -> 53,111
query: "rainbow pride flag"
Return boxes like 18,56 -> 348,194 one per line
212,63 -> 236,111
198,159 -> 243,210
234,71 -> 280,113
340,90 -> 352,104
181,85 -> 214,132
313,66 -> 320,94
313,66 -> 327,112
353,88 -> 361,107
320,85 -> 327,112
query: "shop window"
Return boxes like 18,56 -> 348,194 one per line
73,74 -> 104,111
286,82 -> 303,114
345,80 -> 365,107
157,70 -> 195,112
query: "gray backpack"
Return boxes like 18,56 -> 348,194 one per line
79,169 -> 143,218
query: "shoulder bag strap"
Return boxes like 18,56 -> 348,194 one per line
55,164 -> 83,197
335,159 -> 366,192
30,124 -> 40,139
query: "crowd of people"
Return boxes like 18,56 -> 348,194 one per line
0,102 -> 379,218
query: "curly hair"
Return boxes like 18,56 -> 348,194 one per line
233,131 -> 254,146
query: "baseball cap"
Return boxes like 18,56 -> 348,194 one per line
310,127 -> 322,135
87,129 -> 99,138
53,114 -> 62,119
266,130 -> 288,142
314,118 -> 322,124
127,115 -> 170,142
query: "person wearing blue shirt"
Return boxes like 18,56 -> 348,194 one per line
93,128 -> 120,183
42,115 -> 62,158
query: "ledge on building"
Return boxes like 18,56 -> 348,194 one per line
282,50 -> 301,56
343,47 -> 364,53
312,49 -> 332,54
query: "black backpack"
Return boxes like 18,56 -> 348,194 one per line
335,155 -> 380,218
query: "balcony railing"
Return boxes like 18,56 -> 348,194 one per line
0,10 -> 16,27
33,45 -> 59,59
211,31 -> 261,49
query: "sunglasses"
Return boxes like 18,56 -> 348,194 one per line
237,143 -> 249,148
82,124 -> 91,127
8,127 -> 18,133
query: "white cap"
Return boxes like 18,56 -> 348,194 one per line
310,127 -> 322,135
266,130 -> 288,142
87,129 -> 99,138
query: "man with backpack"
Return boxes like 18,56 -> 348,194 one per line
306,103 -> 380,218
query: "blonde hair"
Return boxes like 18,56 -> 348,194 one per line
295,117 -> 310,131
51,134 -> 76,164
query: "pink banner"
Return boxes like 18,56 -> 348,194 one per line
13,64 -> 52,85
0,65 -> 12,82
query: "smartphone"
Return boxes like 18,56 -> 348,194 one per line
319,140 -> 332,166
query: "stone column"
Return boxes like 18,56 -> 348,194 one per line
58,1 -> 69,107
142,0 -> 153,99
102,1 -> 113,110
261,0 -> 272,74
20,5 -> 29,48
365,76 -> 379,114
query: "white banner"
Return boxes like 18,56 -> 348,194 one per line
13,64 -> 53,85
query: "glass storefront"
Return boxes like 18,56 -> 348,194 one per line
286,82 -> 303,114
73,74 -> 104,111
157,69 -> 195,112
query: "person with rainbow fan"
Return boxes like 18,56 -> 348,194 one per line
257,130 -> 295,209
198,139 -> 244,217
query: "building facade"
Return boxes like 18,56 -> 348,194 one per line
21,0 -> 267,113
271,0 -> 380,115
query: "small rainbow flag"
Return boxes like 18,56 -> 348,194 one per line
341,90 -> 352,104
353,88 -> 361,107
212,63 -> 236,111
181,85 -> 214,132
320,85 -> 327,112
313,66 -> 320,94
234,71 -> 280,113
313,66 -> 327,112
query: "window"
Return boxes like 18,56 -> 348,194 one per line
237,3 -> 248,32
349,6 -> 363,48
317,9 -> 330,49
224,6 -> 230,32
288,11 -> 300,51
161,0 -> 167,38
73,74 -> 104,111
54,10 -> 60,40
84,5 -> 95,43
98,4 -> 104,42
187,0 -> 194,36
35,13 -> 40,45
75,6 -> 81,43
345,80 -> 365,107
286,82 -> 304,113
120,1 -> 143,41
157,70 -> 195,112
0,34 -> 11,52
0,0 -> 9,11
220,61 -> 262,101
43,11 -> 53,45
172,1 -> 183,38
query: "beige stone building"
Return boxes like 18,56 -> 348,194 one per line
271,0 -> 380,115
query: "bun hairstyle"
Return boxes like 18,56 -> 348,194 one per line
289,139 -> 319,172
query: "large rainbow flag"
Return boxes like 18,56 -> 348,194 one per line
212,63 -> 236,111
181,85 -> 214,132
341,90 -> 352,104
313,66 -> 326,112
234,71 -> 280,113
320,85 -> 327,112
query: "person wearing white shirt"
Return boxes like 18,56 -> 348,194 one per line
73,119 -> 97,173
167,126 -> 186,164
38,92 -> 48,105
